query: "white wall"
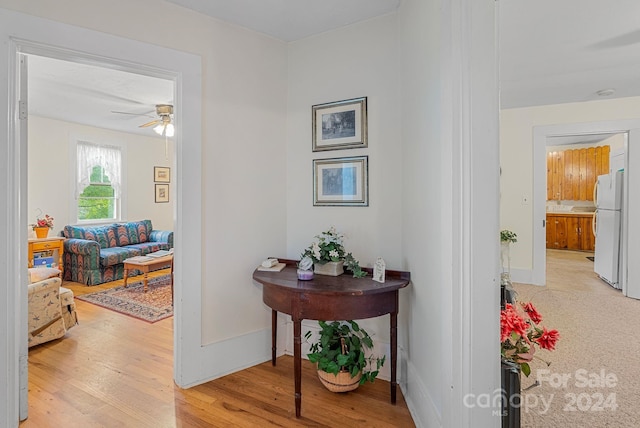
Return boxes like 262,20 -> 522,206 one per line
0,2 -> 501,427
0,0 -> 287,374
28,116 -> 174,236
286,14 -> 401,345
397,0 -> 445,423
501,96 -> 640,274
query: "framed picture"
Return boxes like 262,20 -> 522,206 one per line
313,156 -> 368,206
312,97 -> 367,152
155,184 -> 169,203
154,166 -> 170,183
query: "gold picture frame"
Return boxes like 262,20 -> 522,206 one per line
154,166 -> 170,183
155,184 -> 169,203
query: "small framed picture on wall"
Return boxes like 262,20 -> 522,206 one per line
313,156 -> 368,206
154,166 -> 170,183
312,97 -> 367,152
155,184 -> 169,203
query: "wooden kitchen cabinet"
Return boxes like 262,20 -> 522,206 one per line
546,214 -> 568,249
547,213 -> 595,251
547,145 -> 610,201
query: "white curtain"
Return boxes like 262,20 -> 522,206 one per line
76,141 -> 121,198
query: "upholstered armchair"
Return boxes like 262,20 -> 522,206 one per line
27,273 -> 78,347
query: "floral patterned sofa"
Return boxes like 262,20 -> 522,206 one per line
63,219 -> 173,285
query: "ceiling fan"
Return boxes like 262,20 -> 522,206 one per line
112,104 -> 174,137
140,104 -> 174,137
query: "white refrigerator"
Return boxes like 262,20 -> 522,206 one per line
594,171 -> 624,289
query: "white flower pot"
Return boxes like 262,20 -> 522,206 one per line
314,261 -> 344,276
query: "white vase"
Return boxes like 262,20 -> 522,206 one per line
500,241 -> 512,284
314,261 -> 344,276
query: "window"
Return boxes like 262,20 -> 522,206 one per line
76,141 -> 122,222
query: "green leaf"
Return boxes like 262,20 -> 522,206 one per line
521,363 -> 531,377
336,354 -> 349,366
351,365 -> 359,377
325,361 -> 340,375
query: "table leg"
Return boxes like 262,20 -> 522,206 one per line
272,310 -> 277,366
123,267 -> 129,288
143,271 -> 149,292
390,310 -> 398,405
293,318 -> 302,418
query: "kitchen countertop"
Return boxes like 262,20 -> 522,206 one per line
546,212 -> 595,217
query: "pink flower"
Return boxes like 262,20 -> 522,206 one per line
500,304 -> 529,342
501,299 -> 560,376
521,302 -> 543,324
536,328 -> 560,351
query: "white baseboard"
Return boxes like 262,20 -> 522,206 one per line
178,327 -> 273,388
401,356 -> 441,428
509,268 -> 538,285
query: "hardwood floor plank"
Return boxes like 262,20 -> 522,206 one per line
20,274 -> 415,427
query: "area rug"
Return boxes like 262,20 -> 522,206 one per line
76,275 -> 172,323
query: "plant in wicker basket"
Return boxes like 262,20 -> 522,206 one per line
305,320 -> 386,392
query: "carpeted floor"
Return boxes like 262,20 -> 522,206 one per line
76,274 -> 173,323
514,249 -> 640,427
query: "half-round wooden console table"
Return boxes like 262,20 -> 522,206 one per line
253,259 -> 410,418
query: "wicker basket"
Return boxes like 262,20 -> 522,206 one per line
317,369 -> 362,392
316,336 -> 362,392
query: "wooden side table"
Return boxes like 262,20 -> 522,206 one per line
253,259 -> 410,418
28,237 -> 65,276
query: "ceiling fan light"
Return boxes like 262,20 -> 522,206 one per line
153,123 -> 165,135
165,123 -> 175,137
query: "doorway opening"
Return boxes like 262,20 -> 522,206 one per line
21,48 -> 178,420
543,133 -> 625,287
532,121 -> 634,296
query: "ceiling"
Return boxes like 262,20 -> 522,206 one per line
500,0 -> 640,108
28,55 -> 173,137
163,0 -> 400,42
25,1 -> 640,138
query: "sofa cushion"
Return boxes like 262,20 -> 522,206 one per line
127,242 -> 171,255
64,225 -> 87,239
99,247 -> 141,267
83,225 -> 118,249
64,225 -> 118,249
115,223 -> 130,246
115,220 -> 151,246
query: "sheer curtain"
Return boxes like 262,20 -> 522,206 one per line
76,141 -> 121,198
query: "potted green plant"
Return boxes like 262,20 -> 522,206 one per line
305,320 -> 385,392
301,227 -> 367,277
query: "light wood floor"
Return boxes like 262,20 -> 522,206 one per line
21,272 -> 415,427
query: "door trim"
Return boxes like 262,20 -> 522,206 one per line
533,119 -> 638,286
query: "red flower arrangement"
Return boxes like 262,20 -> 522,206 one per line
33,214 -> 54,230
501,301 -> 559,376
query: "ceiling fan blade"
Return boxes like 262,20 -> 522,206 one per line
139,119 -> 161,128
